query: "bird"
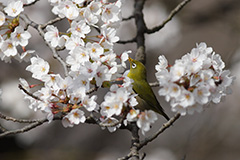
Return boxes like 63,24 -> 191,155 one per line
127,57 -> 169,120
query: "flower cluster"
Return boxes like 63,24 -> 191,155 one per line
101,77 -> 138,118
0,0 -> 235,135
22,56 -> 99,125
0,1 -> 34,63
19,0 -> 133,128
156,42 -> 234,115
99,76 -> 158,134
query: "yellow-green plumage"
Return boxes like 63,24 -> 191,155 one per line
127,58 -> 169,120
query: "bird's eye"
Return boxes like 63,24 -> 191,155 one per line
132,63 -> 137,68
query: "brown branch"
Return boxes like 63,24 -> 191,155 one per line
117,37 -> 136,44
146,0 -> 192,34
119,122 -> 140,160
0,118 -> 47,138
138,113 -> 181,149
18,84 -> 41,101
0,115 -> 63,138
0,111 -> 102,138
86,86 -> 98,95
41,17 -> 64,29
134,0 -> 147,64
122,15 -> 135,21
20,14 -> 38,30
0,112 -> 41,123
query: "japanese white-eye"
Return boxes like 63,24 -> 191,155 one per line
127,57 -> 169,120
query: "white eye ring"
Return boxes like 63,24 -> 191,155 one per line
132,63 -> 137,68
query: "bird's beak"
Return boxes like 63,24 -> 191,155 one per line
128,57 -> 133,63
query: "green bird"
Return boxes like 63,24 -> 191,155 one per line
127,57 -> 169,120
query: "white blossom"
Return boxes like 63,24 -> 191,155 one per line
11,26 -> 31,47
66,46 -> 90,70
68,20 -> 91,38
84,8 -> 99,26
101,3 -> 121,24
4,0 -> 24,17
100,117 -> 121,132
26,56 -> 50,80
155,55 -> 168,71
1,39 -> 17,57
121,50 -> 130,68
101,27 -> 119,45
86,42 -> 103,61
0,11 -> 5,26
67,109 -> 86,125
44,25 -> 61,47
62,109 -> 86,127
126,109 -> 139,122
65,35 -> 84,51
95,65 -> 112,87
137,110 -> 158,135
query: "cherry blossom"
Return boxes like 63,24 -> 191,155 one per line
156,42 -> 234,116
4,0 -> 24,17
26,56 -> 50,80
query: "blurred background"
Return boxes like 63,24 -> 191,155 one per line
0,0 -> 240,159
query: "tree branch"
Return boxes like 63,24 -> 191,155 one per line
134,0 -> 147,64
0,112 -> 42,123
118,122 -> 140,160
0,117 -> 48,138
18,84 -> 41,101
117,37 -> 136,44
41,17 -> 64,29
138,113 -> 181,149
146,0 -> 192,34
122,15 -> 135,21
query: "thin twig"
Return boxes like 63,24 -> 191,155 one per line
56,46 -> 66,51
41,17 -> 64,29
0,115 -> 62,138
146,0 -> 191,34
20,14 -> 38,30
138,113 -> 181,149
0,112 -> 41,123
122,15 -> 135,21
0,118 -> 47,138
117,37 -> 136,44
18,84 -> 41,101
86,86 -> 98,95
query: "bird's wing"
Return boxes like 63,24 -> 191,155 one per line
133,80 -> 169,120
